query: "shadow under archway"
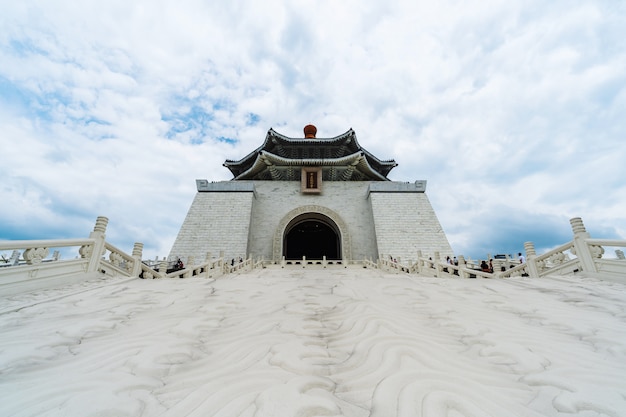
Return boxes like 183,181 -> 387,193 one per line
283,217 -> 341,260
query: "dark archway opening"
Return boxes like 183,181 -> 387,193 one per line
284,219 -> 340,260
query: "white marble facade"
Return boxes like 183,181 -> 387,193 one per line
169,179 -> 453,263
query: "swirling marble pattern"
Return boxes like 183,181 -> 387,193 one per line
1,268 -> 625,416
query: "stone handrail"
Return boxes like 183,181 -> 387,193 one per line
279,255 -> 345,268
377,257 -> 412,273
3,216 -> 624,292
0,238 -> 94,265
402,217 -> 626,281
223,257 -> 265,274
362,259 -> 378,269
160,257 -> 226,279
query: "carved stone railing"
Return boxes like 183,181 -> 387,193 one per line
379,217 -> 625,281
0,217 -> 152,295
501,218 -> 626,281
0,238 -> 95,294
362,258 -> 378,269
279,255 -> 346,268
3,216 -> 624,292
160,255 -> 226,279
222,256 -> 265,274
368,217 -> 624,282
377,257 -> 412,273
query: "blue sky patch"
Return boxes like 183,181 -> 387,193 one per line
246,113 -> 260,126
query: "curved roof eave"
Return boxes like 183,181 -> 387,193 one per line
233,151 -> 389,181
224,127 -> 397,178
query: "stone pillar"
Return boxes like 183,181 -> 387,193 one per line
570,217 -> 597,274
131,242 -> 143,277
86,216 -> 108,273
159,258 -> 169,278
524,241 -> 539,278
457,255 -> 467,279
185,256 -> 194,278
434,251 -> 441,278
415,250 -> 423,274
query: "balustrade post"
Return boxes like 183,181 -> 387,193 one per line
570,217 -> 598,274
434,251 -> 441,277
524,241 -> 539,278
85,216 -> 108,273
458,255 -> 467,279
415,250 -> 423,274
185,255 -> 194,278
202,252 -> 212,277
9,250 -> 20,265
131,242 -> 143,277
159,258 -> 169,278
322,255 -> 327,268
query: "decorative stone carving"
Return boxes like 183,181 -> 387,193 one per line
548,252 -> 569,265
589,245 -> 605,259
79,244 -> 93,259
109,251 -> 123,267
23,247 -> 49,265
524,242 -> 536,257
132,243 -> 143,258
94,216 -> 109,233
570,217 -> 587,234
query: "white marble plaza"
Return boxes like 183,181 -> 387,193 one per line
1,267 -> 625,416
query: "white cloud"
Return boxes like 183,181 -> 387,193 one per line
0,0 -> 624,260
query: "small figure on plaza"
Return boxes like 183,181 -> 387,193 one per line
175,258 -> 184,270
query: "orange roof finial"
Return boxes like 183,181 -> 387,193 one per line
303,124 -> 317,139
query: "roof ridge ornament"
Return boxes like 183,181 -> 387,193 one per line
303,124 -> 317,139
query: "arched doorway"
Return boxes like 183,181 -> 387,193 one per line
283,215 -> 341,260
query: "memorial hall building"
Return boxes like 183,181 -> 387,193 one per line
169,125 -> 453,264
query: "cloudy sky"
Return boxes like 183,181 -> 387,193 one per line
1,0 -> 625,261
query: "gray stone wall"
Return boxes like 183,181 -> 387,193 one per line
168,191 -> 254,263
369,192 -> 453,262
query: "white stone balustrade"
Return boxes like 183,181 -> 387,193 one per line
2,216 -> 625,295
